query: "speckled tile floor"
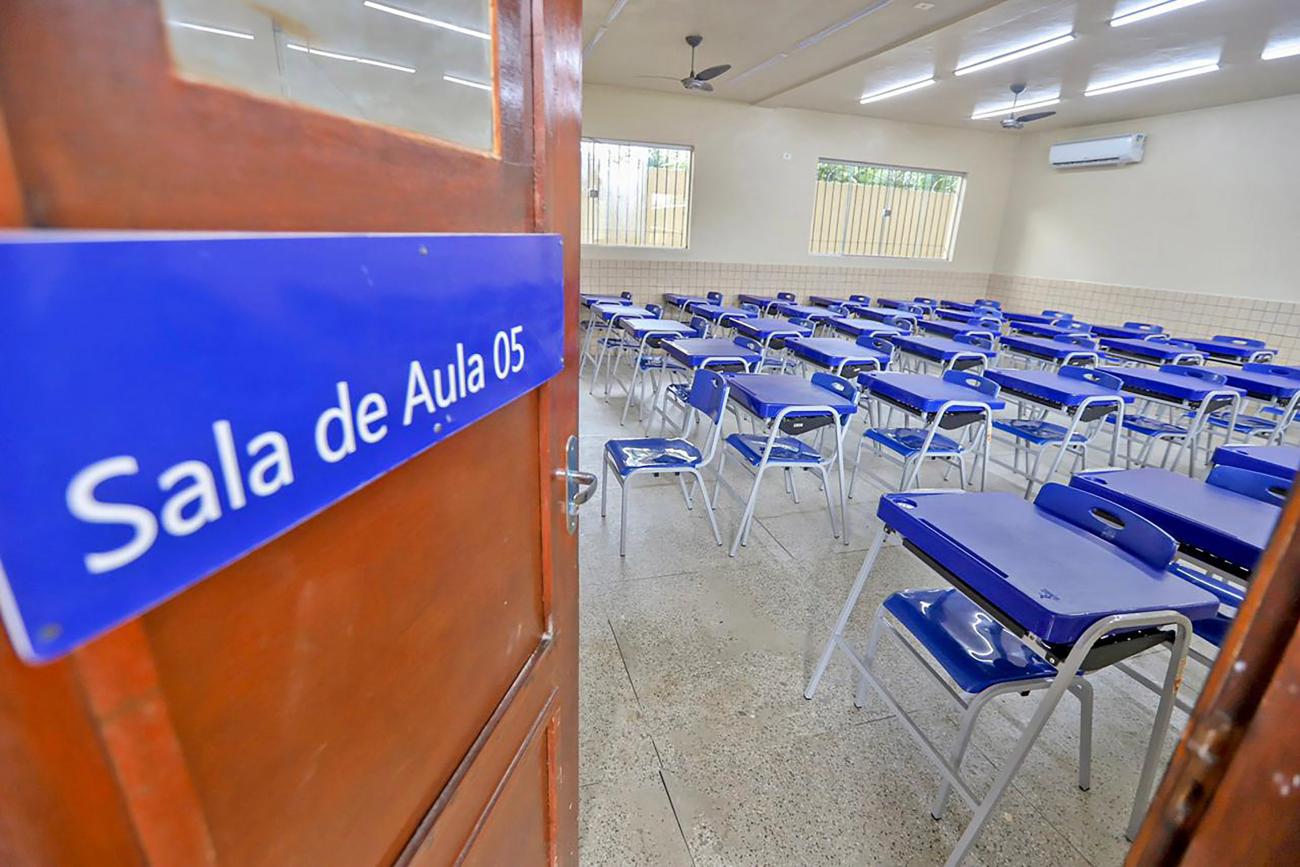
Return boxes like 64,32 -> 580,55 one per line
575,379 -> 1214,867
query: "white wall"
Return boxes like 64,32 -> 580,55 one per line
994,94 -> 1300,302
581,84 -> 1018,274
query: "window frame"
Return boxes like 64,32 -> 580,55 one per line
808,156 -> 968,262
580,136 -> 695,251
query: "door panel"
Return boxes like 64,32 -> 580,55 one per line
0,0 -> 581,863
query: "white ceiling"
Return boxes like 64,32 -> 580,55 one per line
583,0 -> 1300,131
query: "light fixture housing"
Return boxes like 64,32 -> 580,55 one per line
1109,0 -> 1209,28
1085,62 -> 1219,96
444,74 -> 493,92
285,43 -> 416,73
363,1 -> 490,40
168,20 -> 254,40
953,32 -> 1074,77
970,95 -> 1059,120
859,76 -> 935,104
1261,40 -> 1300,61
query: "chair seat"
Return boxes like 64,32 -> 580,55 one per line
665,382 -> 691,401
638,356 -> 686,371
1202,412 -> 1279,433
993,418 -> 1087,446
1112,414 -> 1188,437
884,589 -> 1057,693
865,427 -> 963,458
725,433 -> 822,465
605,437 -> 702,475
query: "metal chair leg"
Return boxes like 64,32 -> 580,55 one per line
618,478 -> 630,557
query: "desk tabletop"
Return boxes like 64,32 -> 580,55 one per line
936,309 -> 1002,324
1179,336 -> 1273,359
1071,468 -> 1281,574
999,333 -> 1098,359
877,490 -> 1218,645
1212,444 -> 1300,481
732,317 -> 814,338
829,318 -> 904,337
1099,365 -> 1241,403
785,336 -> 891,366
1003,311 -> 1058,324
582,294 -> 631,307
592,303 -> 655,320
690,303 -> 752,321
1091,323 -> 1164,339
663,293 -> 708,306
892,334 -> 997,360
850,305 -> 917,322
987,367 -> 1132,407
858,371 -> 1006,412
938,300 -> 987,312
661,338 -> 761,366
619,318 -> 697,337
919,320 -> 1000,339
1202,365 -> 1300,400
737,293 -> 786,305
1098,337 -> 1194,360
774,303 -> 834,319
726,373 -> 858,419
1014,321 -> 1091,339
809,294 -> 868,307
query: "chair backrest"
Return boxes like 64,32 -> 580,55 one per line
1034,483 -> 1177,571
706,290 -> 723,304
913,296 -> 937,305
850,293 -> 871,303
856,335 -> 894,363
777,291 -> 796,301
1211,334 -> 1265,348
975,298 -> 1002,308
1060,365 -> 1122,391
942,368 -> 999,398
1124,321 -> 1161,332
685,369 -> 730,424
974,316 -> 1002,330
620,290 -> 633,301
1158,364 -> 1227,384
645,303 -> 663,318
1042,309 -> 1072,319
827,303 -> 848,316
788,316 -> 813,330
689,315 -> 709,333
1244,362 -> 1300,379
882,314 -> 913,334
741,302 -> 761,315
810,372 -> 858,404
1207,465 -> 1291,506
733,335 -> 762,354
953,332 -> 993,350
1054,333 -> 1098,349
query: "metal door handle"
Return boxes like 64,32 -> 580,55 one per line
556,436 -> 597,533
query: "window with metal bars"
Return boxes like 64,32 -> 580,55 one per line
581,138 -> 693,249
809,159 -> 966,260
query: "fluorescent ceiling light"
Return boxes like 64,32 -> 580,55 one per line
169,21 -> 254,40
285,43 -> 415,73
970,96 -> 1059,119
1110,0 -> 1209,28
444,74 -> 492,92
1262,40 -> 1300,60
859,76 -> 935,104
953,32 -> 1074,77
363,1 -> 490,40
1085,62 -> 1218,96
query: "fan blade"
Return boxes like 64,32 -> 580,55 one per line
1016,110 -> 1057,124
697,81 -> 714,92
693,63 -> 731,81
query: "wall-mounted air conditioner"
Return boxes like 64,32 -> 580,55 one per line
1049,134 -> 1146,168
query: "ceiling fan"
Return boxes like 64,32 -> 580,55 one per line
999,83 -> 1057,128
636,34 -> 732,92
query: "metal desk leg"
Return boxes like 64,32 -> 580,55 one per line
804,527 -> 889,699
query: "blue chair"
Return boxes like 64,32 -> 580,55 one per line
602,370 -> 730,557
1201,362 -> 1300,447
716,372 -> 858,556
645,302 -> 663,318
734,334 -> 785,373
777,291 -> 797,302
1114,365 -> 1239,472
706,290 -> 723,305
619,290 -> 633,301
854,370 -> 1000,493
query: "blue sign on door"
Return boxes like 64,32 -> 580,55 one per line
0,233 -> 564,662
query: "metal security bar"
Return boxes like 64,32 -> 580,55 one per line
810,159 -> 966,260
581,138 -> 693,249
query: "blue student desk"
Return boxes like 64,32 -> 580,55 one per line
784,336 -> 890,376
738,293 -> 791,313
1011,320 -> 1090,339
918,319 -> 999,340
591,302 -> 655,321
730,317 -> 813,342
891,334 -> 996,373
988,367 -> 1132,410
829,317 -> 905,339
936,308 -> 1002,324
726,372 -> 858,421
661,337 -> 760,369
937,300 -> 990,312
1212,444 -> 1300,481
848,304 -> 918,324
1091,322 -> 1164,340
1099,337 -> 1202,366
662,292 -> 708,312
1204,365 -> 1300,403
809,294 -> 869,307
773,302 -> 836,322
582,293 -> 631,307
998,333 -> 1100,367
689,303 -> 753,323
1003,311 -> 1059,325
619,318 -> 697,339
1072,467 -> 1283,577
857,371 -> 1006,415
1101,365 -> 1241,404
1178,336 -> 1276,365
876,298 -> 928,315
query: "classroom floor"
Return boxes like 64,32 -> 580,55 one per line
575,386 -> 1210,867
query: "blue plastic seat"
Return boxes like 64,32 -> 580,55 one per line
883,588 -> 1057,693
993,418 -> 1088,446
865,427 -> 963,457
724,433 -> 822,465
605,438 -> 703,475
1116,414 -> 1188,437
1203,411 -> 1279,434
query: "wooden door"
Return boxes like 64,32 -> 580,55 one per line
0,1 -> 581,864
